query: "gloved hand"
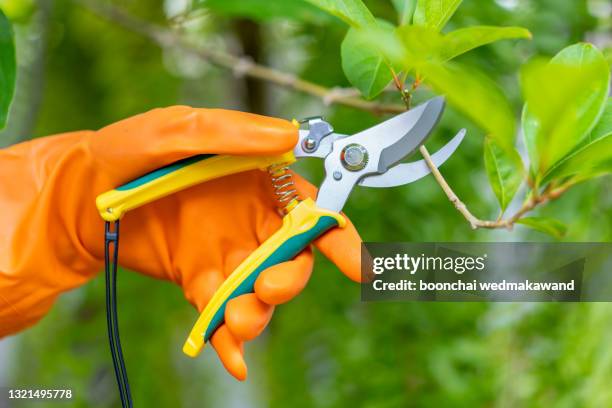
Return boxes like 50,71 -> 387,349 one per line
0,106 -> 362,380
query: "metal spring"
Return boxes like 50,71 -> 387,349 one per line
268,163 -> 300,213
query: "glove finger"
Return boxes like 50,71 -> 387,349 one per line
292,173 -> 363,283
211,325 -> 247,381
90,107 -> 297,184
182,268 -> 225,312
254,248 -> 314,305
313,219 -> 362,282
225,294 -> 274,341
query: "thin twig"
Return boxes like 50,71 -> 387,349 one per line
418,140 -> 571,230
418,145 -> 487,229
389,73 -> 570,230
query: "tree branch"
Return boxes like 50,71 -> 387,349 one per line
74,0 -> 405,115
74,0 -> 570,231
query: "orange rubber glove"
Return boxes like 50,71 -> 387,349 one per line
0,106 -> 362,380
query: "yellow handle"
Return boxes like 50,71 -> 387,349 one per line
183,198 -> 346,357
96,151 -> 295,221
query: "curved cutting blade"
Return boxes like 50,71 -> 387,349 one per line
358,129 -> 466,188
351,96 -> 446,173
315,97 -> 447,213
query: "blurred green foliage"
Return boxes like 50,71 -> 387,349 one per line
1,0 -> 611,407
0,7 -> 15,128
314,0 -> 609,229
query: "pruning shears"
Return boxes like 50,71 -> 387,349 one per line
96,97 -> 464,366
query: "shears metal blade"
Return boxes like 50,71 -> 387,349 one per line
295,97 -> 463,213
359,128 -> 466,188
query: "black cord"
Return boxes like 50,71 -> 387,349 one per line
105,221 -> 133,407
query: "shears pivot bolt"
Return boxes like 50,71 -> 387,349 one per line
341,144 -> 368,171
303,137 -> 317,152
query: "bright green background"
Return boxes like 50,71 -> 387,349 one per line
1,0 -> 611,407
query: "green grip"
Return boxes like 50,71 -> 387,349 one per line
116,154 -> 214,191
203,215 -> 339,341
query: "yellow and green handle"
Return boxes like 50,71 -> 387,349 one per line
182,198 -> 346,357
96,151 -> 296,221
94,147 -> 343,359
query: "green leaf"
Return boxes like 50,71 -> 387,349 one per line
391,0 -> 417,25
422,62 -> 516,148
395,24 -> 445,62
521,43 -> 610,177
604,47 -> 612,66
301,1 -> 391,98
542,134 -> 612,185
590,98 -> 612,142
483,138 -> 524,212
360,23 -> 530,71
0,0 -> 34,22
541,98 -> 611,184
0,9 -> 15,129
440,26 -> 532,61
349,24 -> 407,76
516,217 -> 567,238
341,20 -> 396,99
306,0 -> 376,27
199,0 -> 329,23
413,0 -> 462,31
